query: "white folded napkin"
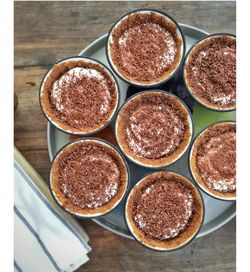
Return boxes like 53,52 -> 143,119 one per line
14,147 -> 91,272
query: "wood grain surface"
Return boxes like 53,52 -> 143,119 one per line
14,1 -> 236,272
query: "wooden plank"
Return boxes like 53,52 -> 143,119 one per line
14,66 -> 50,180
14,1 -> 236,67
81,218 -> 236,272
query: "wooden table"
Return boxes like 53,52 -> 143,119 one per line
14,1 -> 236,271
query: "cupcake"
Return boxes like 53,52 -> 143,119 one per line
107,9 -> 185,87
40,56 -> 119,135
125,171 -> 204,251
184,34 -> 236,111
50,138 -> 129,217
115,91 -> 193,168
189,121 -> 236,200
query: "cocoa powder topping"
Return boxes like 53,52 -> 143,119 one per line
49,66 -> 116,130
122,93 -> 187,159
57,142 -> 121,209
196,123 -> 236,192
132,177 -> 194,240
186,36 -> 236,109
110,12 -> 180,82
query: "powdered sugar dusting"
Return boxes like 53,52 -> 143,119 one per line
186,37 -> 236,109
196,125 -> 236,193
57,143 -> 121,209
112,19 -> 178,82
125,102 -> 185,159
51,67 -> 110,114
132,178 -> 194,241
48,65 -> 117,131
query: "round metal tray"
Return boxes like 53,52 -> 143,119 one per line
47,24 -> 236,239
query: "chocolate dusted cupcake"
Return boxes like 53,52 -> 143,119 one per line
50,139 -> 129,217
184,34 -> 236,111
125,171 -> 204,251
189,121 -> 236,201
107,9 -> 185,87
40,56 -> 119,135
115,91 -> 193,168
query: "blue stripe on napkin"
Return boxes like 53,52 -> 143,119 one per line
14,161 -> 91,253
14,206 -> 61,271
14,260 -> 23,272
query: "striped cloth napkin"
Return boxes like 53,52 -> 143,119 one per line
14,147 -> 91,272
